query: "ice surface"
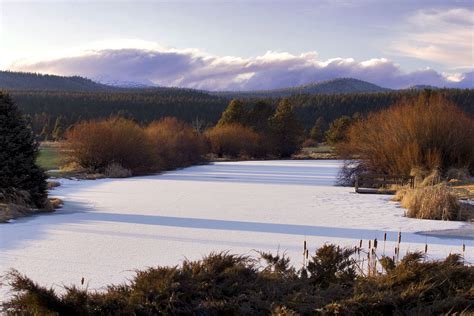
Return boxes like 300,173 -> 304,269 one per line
1,160 -> 472,298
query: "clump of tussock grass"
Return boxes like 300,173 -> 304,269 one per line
400,184 -> 464,221
3,246 -> 472,315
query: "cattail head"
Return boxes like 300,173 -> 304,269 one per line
384,232 -> 387,241
462,243 -> 465,252
374,238 -> 378,249
304,240 -> 307,251
359,239 -> 363,248
398,231 -> 402,244
305,249 -> 309,259
424,244 -> 428,253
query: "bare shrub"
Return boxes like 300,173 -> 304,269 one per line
401,184 -> 462,220
205,123 -> 261,158
104,163 -> 132,178
339,93 -> 474,178
65,117 -> 153,174
146,117 -> 207,170
446,167 -> 470,181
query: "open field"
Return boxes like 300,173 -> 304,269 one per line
1,160 -> 472,300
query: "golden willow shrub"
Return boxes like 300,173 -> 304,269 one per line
205,123 -> 261,158
65,117 -> 207,175
145,117 -> 207,170
65,117 -> 152,174
339,93 -> 474,177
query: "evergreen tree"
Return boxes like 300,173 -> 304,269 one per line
310,117 -> 327,143
268,98 -> 303,157
217,99 -> 246,126
247,101 -> 274,133
0,92 -> 47,208
52,115 -> 64,140
325,116 -> 352,144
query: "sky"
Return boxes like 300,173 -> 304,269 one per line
0,0 -> 473,90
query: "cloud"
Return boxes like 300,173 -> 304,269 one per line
9,41 -> 473,90
391,8 -> 473,69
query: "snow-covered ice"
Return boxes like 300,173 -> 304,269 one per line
1,160 -> 472,298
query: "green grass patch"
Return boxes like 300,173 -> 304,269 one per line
37,143 -> 63,171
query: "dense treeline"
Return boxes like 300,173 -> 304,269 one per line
0,71 -> 112,92
287,88 -> 474,127
3,246 -> 473,315
6,88 -> 474,140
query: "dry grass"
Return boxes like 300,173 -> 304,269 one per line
397,184 -> 465,221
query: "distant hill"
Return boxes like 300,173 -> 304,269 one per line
211,78 -> 390,98
0,71 -> 115,92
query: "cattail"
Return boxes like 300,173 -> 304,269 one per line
395,247 -> 398,255
306,249 -> 309,259
424,244 -> 428,253
398,231 -> 402,244
383,233 -> 387,242
304,240 -> 307,252
359,239 -> 363,248
374,238 -> 378,249
462,243 -> 465,253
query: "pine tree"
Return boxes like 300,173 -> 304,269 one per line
247,101 -> 274,133
268,98 -> 303,157
325,116 -> 352,144
0,92 -> 48,208
310,117 -> 327,143
217,99 -> 246,126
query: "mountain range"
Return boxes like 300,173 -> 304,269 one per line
0,70 -> 460,98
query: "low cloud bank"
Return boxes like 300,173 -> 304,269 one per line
10,44 -> 473,90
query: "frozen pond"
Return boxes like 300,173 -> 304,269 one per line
1,160 -> 472,297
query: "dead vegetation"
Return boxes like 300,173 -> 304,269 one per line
392,168 -> 474,221
2,245 -> 473,315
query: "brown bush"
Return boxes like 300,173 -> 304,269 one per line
205,123 -> 261,158
446,167 -> 471,181
146,117 -> 207,170
65,117 -> 153,174
339,93 -> 474,177
104,163 -> 132,178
